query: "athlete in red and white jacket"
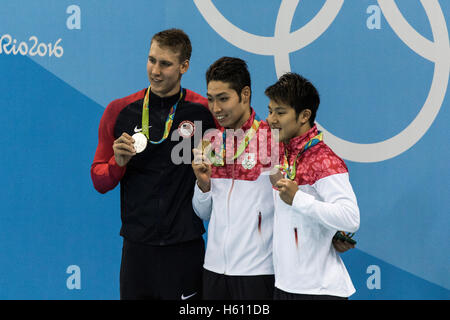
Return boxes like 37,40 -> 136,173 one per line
266,73 -> 360,299
193,110 -> 276,276
192,57 -> 279,300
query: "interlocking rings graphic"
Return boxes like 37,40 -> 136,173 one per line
194,0 -> 450,163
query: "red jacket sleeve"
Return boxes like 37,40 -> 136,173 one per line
90,100 -> 127,194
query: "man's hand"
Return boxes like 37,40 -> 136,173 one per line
332,238 -> 355,253
113,133 -> 136,167
269,167 -> 284,187
275,178 -> 298,205
192,144 -> 212,192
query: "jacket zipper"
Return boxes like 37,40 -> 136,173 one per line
224,162 -> 235,275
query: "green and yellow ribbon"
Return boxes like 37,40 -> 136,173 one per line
142,85 -> 183,144
277,131 -> 323,180
206,119 -> 261,166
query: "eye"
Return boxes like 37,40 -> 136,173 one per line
161,61 -> 172,67
219,97 -> 228,102
148,57 -> 156,64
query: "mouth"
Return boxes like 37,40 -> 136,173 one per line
151,78 -> 163,85
215,114 -> 227,121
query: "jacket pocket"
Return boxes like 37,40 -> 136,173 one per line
257,211 -> 262,235
293,227 -> 299,249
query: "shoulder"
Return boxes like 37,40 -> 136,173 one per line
300,142 -> 348,184
184,89 -> 208,108
100,89 -> 146,128
104,89 -> 146,117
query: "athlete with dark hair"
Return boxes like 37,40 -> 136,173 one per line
91,28 -> 216,300
266,72 -> 360,300
193,61 -> 356,300
192,57 -> 278,300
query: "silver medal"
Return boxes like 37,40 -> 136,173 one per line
132,132 -> 147,153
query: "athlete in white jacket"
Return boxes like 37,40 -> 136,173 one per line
266,73 -> 360,299
192,57 -> 278,299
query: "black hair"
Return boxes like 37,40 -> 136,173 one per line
206,57 -> 251,103
265,72 -> 320,126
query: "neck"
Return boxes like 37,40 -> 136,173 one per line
150,83 -> 181,98
297,122 -> 312,137
283,122 -> 312,144
229,107 -> 251,130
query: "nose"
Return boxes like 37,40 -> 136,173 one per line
151,62 -> 161,76
267,113 -> 277,124
210,100 -> 222,113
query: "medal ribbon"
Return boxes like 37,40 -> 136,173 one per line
207,119 -> 261,166
277,131 -> 323,180
142,86 -> 183,144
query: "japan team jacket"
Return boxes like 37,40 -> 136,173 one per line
273,125 -> 360,297
192,110 -> 278,276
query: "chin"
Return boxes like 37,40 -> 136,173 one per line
217,119 -> 228,128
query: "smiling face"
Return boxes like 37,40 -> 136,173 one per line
267,100 -> 311,143
146,40 -> 189,97
207,80 -> 251,130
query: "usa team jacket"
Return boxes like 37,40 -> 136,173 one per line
91,88 -> 216,246
192,110 -> 277,276
273,125 -> 360,297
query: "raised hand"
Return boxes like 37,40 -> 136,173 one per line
113,132 -> 136,167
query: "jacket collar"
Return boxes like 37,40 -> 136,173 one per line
148,87 -> 182,109
240,107 -> 256,131
285,124 -> 319,154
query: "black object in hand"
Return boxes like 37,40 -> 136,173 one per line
333,231 -> 357,245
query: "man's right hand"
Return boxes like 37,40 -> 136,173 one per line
192,146 -> 212,192
113,133 -> 136,167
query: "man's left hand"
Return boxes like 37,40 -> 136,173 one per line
275,178 -> 298,205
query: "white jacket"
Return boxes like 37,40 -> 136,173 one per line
273,173 -> 359,297
194,176 -> 274,275
192,113 -> 276,275
273,125 -> 360,297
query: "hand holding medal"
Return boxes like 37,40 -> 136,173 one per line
275,178 -> 298,205
191,140 -> 212,192
269,167 -> 284,187
113,132 -> 137,167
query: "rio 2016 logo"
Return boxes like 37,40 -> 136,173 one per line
194,0 -> 450,163
0,34 -> 63,58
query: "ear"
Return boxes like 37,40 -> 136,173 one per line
299,109 -> 312,125
180,60 -> 189,75
241,86 -> 251,104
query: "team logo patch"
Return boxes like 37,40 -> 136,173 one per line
242,153 -> 256,170
178,120 -> 195,138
